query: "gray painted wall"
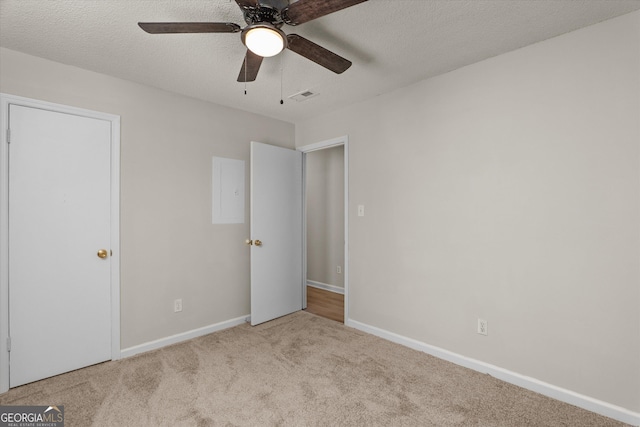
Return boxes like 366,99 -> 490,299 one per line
296,11 -> 640,413
0,47 -> 295,349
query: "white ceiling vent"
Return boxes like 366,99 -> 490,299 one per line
289,90 -> 319,102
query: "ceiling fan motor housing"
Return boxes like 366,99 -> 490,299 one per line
241,4 -> 284,28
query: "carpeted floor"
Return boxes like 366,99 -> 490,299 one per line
0,311 -> 630,426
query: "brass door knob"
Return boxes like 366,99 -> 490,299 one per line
97,249 -> 108,259
245,239 -> 253,246
254,239 -> 262,247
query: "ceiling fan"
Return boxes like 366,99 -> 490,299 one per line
139,0 -> 368,82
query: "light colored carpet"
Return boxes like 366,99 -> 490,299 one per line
0,311 -> 629,426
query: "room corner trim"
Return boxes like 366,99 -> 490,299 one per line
346,319 -> 640,426
120,315 -> 249,359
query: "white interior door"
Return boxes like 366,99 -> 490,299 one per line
8,104 -> 112,387
250,141 -> 303,326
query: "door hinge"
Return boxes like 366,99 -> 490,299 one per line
6,337 -> 11,352
6,128 -> 10,144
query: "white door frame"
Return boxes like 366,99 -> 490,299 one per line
298,135 -> 349,322
0,93 -> 121,393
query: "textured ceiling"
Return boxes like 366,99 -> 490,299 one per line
1,0 -> 639,124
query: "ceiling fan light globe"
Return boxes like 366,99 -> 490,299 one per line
244,26 -> 285,58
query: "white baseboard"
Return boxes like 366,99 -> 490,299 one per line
307,280 -> 345,295
346,319 -> 640,426
120,315 -> 250,359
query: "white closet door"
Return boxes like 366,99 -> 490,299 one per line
9,104 -> 112,387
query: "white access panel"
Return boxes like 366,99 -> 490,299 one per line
212,157 -> 245,224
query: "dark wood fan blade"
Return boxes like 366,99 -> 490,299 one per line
237,50 -> 264,82
235,0 -> 259,10
286,34 -> 351,74
282,0 -> 368,25
138,22 -> 241,34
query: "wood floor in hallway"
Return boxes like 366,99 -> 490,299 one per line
305,285 -> 344,323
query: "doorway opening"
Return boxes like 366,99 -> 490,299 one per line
299,136 -> 348,324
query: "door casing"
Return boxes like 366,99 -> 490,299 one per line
298,136 -> 349,322
0,93 -> 121,393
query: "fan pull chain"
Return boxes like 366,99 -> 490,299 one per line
280,54 -> 284,105
244,52 -> 247,95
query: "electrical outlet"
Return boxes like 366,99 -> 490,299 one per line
477,318 -> 488,336
337,266 -> 342,274
174,299 -> 183,313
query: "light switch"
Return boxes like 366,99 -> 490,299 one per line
358,205 -> 365,217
